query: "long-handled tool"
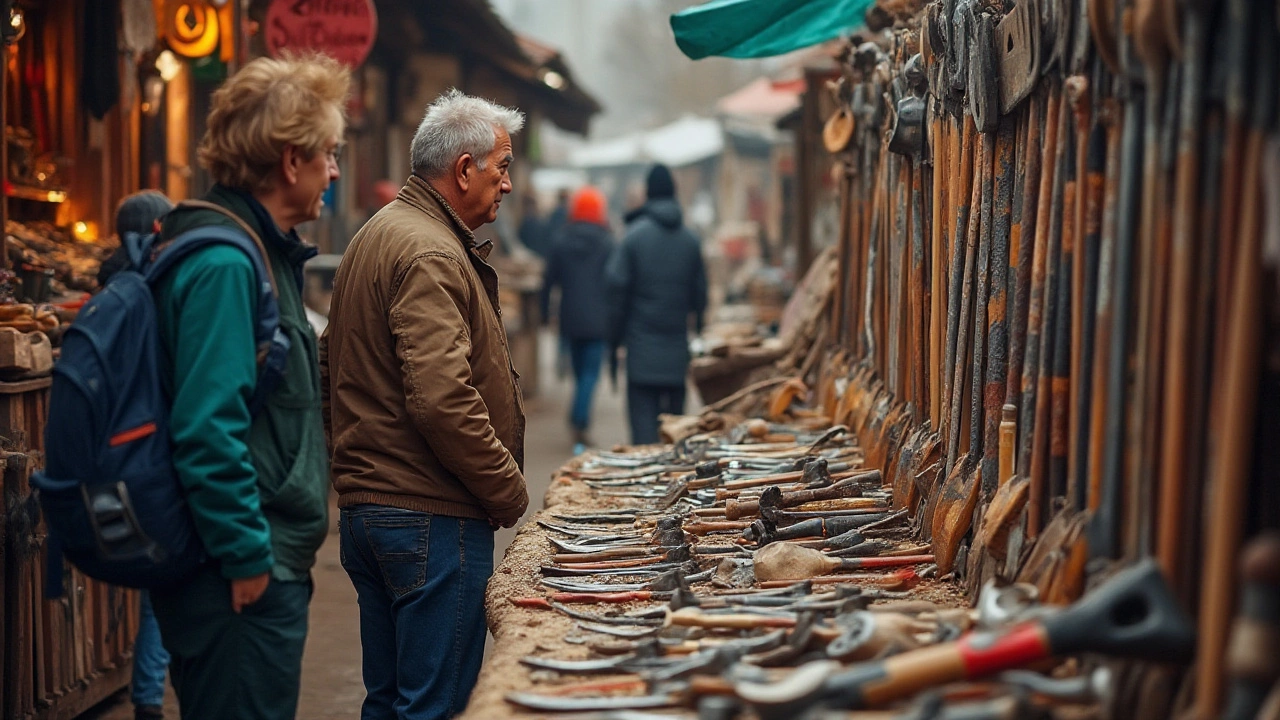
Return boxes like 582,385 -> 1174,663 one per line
1017,85 -> 1062,537
1195,12 -> 1278,714
981,112 -> 1016,499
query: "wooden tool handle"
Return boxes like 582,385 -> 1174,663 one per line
837,554 -> 935,571
665,607 -> 797,630
843,623 -> 1052,707
550,547 -> 650,564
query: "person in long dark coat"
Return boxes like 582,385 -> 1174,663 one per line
606,165 -> 708,445
541,186 -> 616,452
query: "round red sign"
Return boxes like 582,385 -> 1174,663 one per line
264,0 -> 377,69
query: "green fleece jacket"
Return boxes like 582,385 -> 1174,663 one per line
153,185 -> 328,582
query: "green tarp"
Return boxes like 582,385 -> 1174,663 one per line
670,0 -> 871,60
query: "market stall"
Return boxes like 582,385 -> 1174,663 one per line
470,0 -> 1280,711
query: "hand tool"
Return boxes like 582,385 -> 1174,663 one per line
1064,75 -> 1091,510
982,116 -> 1016,498
1085,98 -> 1121,518
997,0 -> 1041,115
725,473 -> 880,520
1070,108 -> 1106,512
1155,0 -> 1207,596
946,122 -> 986,475
1030,93 -> 1070,534
512,591 -> 671,609
1017,86 -> 1062,522
930,83 -> 948,431
575,622 -> 661,639
745,512 -> 897,545
943,113 -> 978,451
1223,533 -> 1280,720
757,568 -> 920,590
1007,91 -> 1044,414
734,559 -> 1193,711
910,118 -> 928,419
934,125 -> 993,574
1196,12 -> 1278,714
1089,77 -> 1143,560
506,692 -> 678,713
826,610 -> 935,661
753,542 -> 934,582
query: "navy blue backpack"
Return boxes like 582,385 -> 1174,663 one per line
33,202 -> 290,594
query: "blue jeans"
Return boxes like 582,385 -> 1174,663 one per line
567,338 -> 607,431
339,505 -> 494,720
132,591 -> 169,707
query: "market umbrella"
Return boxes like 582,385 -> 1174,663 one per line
670,0 -> 872,60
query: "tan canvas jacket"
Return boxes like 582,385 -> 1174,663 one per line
321,175 -> 528,525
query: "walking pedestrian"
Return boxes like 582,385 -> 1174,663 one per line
519,193 -> 550,257
145,53 -> 348,720
110,191 -> 177,720
540,186 -> 615,454
606,164 -> 708,445
322,88 -> 529,720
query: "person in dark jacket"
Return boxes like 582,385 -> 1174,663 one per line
518,193 -> 550,257
541,186 -> 615,452
606,164 -> 708,445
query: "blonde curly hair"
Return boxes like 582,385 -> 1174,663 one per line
198,53 -> 351,192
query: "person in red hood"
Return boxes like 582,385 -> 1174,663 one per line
540,186 -> 615,453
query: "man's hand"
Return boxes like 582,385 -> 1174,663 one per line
231,572 -> 270,612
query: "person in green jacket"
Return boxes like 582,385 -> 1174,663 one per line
146,53 -> 350,720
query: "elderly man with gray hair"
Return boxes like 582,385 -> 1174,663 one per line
321,88 -> 529,719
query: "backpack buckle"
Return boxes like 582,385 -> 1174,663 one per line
81,482 -> 164,562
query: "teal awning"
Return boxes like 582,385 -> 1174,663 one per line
670,0 -> 870,60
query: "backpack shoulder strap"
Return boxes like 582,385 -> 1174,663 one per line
143,225 -> 271,295
171,199 -> 279,298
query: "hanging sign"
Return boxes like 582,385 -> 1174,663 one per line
164,0 -> 221,58
264,0 -> 377,69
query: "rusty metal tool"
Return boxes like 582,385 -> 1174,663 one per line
1085,98 -> 1120,515
725,473 -> 880,520
1071,106 -> 1107,512
1155,0 -> 1208,595
981,115 -> 1016,498
1089,79 -> 1144,560
943,113 -> 978,451
734,559 -> 1193,711
1017,86 -> 1063,531
1030,93 -> 1070,533
946,124 -> 987,475
1006,92 -> 1043,420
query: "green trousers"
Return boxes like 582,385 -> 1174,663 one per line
151,566 -> 310,720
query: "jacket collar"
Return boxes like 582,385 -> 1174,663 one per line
401,175 -> 493,261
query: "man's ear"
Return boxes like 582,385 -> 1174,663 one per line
454,153 -> 474,192
281,144 -> 302,186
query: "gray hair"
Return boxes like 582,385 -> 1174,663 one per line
410,89 -> 525,178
